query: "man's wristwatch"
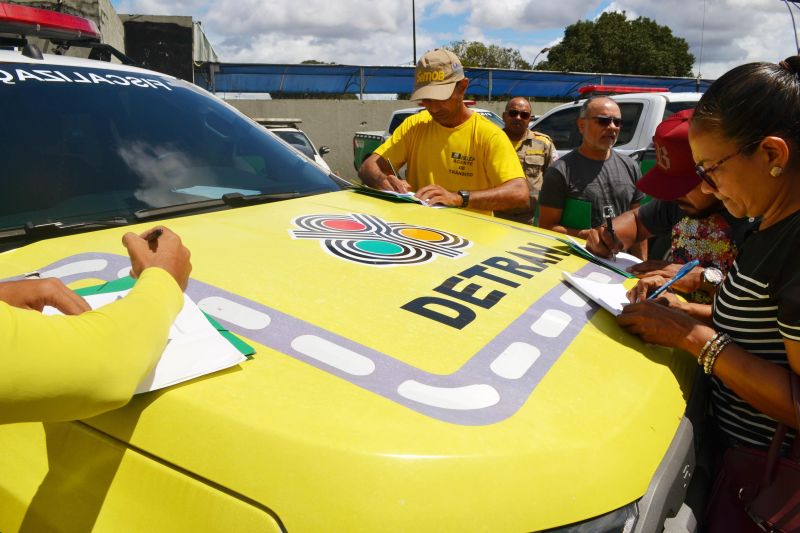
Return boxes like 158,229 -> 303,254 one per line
458,190 -> 470,208
701,267 -> 724,292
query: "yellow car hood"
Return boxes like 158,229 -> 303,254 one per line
0,191 -> 695,531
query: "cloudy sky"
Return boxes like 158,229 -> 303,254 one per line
112,0 -> 799,79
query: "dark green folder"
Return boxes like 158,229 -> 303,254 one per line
76,277 -> 255,358
560,197 -> 592,230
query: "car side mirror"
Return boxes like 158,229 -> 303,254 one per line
319,146 -> 331,156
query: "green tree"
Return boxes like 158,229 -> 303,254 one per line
445,40 -> 532,70
537,11 -> 694,77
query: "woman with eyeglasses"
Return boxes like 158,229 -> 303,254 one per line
619,55 -> 800,479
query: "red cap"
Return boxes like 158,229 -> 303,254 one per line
637,109 -> 699,201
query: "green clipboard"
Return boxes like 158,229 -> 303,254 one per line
76,277 -> 255,358
560,197 -> 592,230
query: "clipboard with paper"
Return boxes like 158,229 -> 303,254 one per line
69,277 -> 254,393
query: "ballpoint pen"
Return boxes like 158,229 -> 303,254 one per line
383,157 -> 425,203
145,228 -> 163,243
647,259 -> 701,300
385,157 -> 399,181
603,205 -> 617,262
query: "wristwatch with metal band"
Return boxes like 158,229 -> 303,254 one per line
458,190 -> 470,208
701,267 -> 724,291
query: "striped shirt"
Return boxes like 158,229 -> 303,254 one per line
710,209 -> 800,448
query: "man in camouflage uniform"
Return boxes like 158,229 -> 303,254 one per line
496,97 -> 558,225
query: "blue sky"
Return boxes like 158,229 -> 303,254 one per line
111,0 -> 798,79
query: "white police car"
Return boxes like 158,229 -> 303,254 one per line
0,4 -> 705,532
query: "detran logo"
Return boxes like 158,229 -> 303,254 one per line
291,214 -> 470,266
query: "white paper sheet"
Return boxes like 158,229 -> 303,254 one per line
45,291 -> 246,393
564,235 -> 642,272
561,271 -> 630,316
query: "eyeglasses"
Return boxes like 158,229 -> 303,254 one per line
506,109 -> 531,120
694,139 -> 762,190
589,115 -> 622,127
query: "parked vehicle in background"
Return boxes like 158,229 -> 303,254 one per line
352,103 -> 504,171
530,86 -> 703,164
256,118 -> 332,172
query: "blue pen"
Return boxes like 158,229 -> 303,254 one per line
648,259 -> 701,300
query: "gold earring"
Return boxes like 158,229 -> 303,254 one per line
770,166 -> 783,177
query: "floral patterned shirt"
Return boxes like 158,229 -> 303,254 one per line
669,214 -> 737,303
671,213 -> 738,275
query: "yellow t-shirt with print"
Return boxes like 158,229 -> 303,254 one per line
374,110 -> 524,215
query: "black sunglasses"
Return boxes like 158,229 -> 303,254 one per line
506,109 -> 531,120
695,139 -> 762,190
589,115 -> 622,127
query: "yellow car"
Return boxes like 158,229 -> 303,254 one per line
0,4 -> 703,532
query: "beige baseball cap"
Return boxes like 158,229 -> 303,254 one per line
411,48 -> 465,101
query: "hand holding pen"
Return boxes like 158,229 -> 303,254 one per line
123,226 -> 192,291
381,157 -> 411,193
602,205 -> 620,261
637,259 -> 700,302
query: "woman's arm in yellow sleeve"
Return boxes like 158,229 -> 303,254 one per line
0,267 -> 183,424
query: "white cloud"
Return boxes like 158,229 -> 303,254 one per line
466,0 -> 605,31
606,0 -> 797,78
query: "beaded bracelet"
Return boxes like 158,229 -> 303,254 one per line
703,333 -> 733,375
698,334 -> 718,366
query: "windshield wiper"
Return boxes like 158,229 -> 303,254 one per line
134,198 -> 226,221
0,217 -> 130,242
220,191 -> 300,207
134,192 -> 302,221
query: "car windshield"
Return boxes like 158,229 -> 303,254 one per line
388,109 -> 504,135
271,130 -> 316,159
478,110 -> 504,129
0,63 -> 340,233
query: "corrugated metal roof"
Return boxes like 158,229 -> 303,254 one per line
194,63 -> 713,99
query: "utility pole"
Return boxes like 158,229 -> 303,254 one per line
412,0 -> 417,64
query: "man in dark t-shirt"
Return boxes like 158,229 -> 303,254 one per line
585,109 -> 758,302
537,96 -> 644,257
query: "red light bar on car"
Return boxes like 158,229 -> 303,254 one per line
0,1 -> 100,41
578,85 -> 668,96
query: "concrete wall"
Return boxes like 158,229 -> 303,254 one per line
225,99 -> 560,181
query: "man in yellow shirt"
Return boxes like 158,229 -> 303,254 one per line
0,226 -> 191,424
358,48 -> 528,215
